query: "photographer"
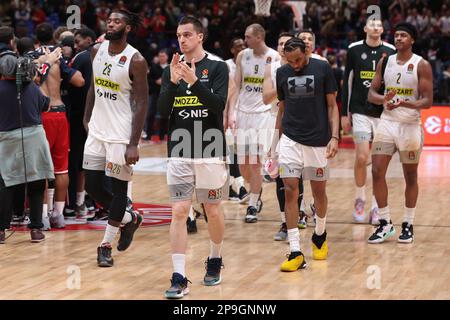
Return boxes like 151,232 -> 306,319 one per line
0,46 -> 61,244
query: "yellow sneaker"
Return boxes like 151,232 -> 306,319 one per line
312,231 -> 328,260
280,252 -> 307,272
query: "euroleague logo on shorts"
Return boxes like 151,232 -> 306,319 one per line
208,188 -> 222,200
424,116 -> 442,135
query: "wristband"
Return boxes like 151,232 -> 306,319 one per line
331,136 -> 339,141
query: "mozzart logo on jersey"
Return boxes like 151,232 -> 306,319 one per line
173,96 -> 204,107
95,77 -> 120,91
385,86 -> 414,96
244,76 -> 264,93
360,71 -> 376,79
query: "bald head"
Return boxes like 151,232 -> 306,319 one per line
246,24 -> 266,40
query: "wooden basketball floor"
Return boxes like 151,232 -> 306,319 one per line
1,142 -> 449,300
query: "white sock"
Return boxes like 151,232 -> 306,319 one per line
378,206 -> 390,222
300,199 -> 305,211
287,228 -> 300,252
356,186 -> 366,201
235,176 -> 244,190
371,195 -> 378,210
76,191 -> 85,206
54,201 -> 65,216
315,216 -> 326,236
127,181 -> 132,200
280,211 -> 286,223
47,188 -> 55,212
209,240 -> 223,258
121,210 -> 132,224
188,206 -> 195,220
404,207 -> 416,225
101,223 -> 120,246
249,192 -> 260,207
42,204 -> 48,218
172,254 -> 186,277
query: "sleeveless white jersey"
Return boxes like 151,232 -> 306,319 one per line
237,47 -> 280,113
381,53 -> 422,124
225,59 -> 236,80
89,40 -> 138,143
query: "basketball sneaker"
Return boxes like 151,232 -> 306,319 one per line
298,211 -> 307,229
165,273 -> 191,299
97,244 -> 114,267
274,223 -> 287,241
245,206 -> 258,223
398,222 -> 414,243
369,207 -> 380,225
228,186 -> 240,201
238,186 -> 250,203
368,219 -> 395,244
42,216 -> 51,231
75,203 -> 88,222
30,229 -> 45,243
186,216 -> 197,234
117,210 -> 143,251
312,231 -> 328,260
64,207 -> 76,219
280,251 -> 307,272
352,198 -> 366,223
50,213 -> 65,229
203,257 -> 223,286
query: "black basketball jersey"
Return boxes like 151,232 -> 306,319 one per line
342,40 -> 396,118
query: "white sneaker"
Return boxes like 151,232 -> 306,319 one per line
368,219 -> 395,244
42,216 -> 51,231
369,207 -> 380,225
352,198 -> 366,223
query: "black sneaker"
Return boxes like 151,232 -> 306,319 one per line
186,216 -> 197,234
245,206 -> 258,223
165,272 -> 191,299
398,222 -> 414,243
88,208 -> 109,221
117,210 -> 143,251
228,187 -> 240,201
238,186 -> 249,203
64,207 -> 76,219
97,245 -> 114,267
204,257 -> 224,286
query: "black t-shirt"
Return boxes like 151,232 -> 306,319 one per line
68,47 -> 92,122
276,58 -> 337,147
0,80 -> 49,131
341,40 -> 396,117
157,54 -> 228,159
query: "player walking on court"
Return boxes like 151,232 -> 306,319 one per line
341,19 -> 396,224
158,16 -> 229,299
82,10 -> 148,267
367,22 -> 433,244
274,38 -> 339,271
232,23 -> 280,223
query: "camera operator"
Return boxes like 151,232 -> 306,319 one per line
0,41 -> 61,244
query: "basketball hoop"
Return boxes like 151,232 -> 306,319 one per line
254,0 -> 272,17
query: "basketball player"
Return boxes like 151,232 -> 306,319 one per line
224,38 -> 248,202
367,22 -> 433,244
158,16 -> 229,299
341,19 -> 396,224
275,38 -> 339,271
82,10 -> 148,267
231,23 -> 280,223
262,31 -> 306,240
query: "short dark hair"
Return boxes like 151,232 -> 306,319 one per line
0,26 -> 14,44
283,38 -> 306,54
36,23 -> 54,44
74,27 -> 97,42
109,9 -> 142,32
230,37 -> 243,47
179,16 -> 205,34
395,22 -> 418,40
296,29 -> 314,38
278,32 -> 295,40
16,37 -> 35,55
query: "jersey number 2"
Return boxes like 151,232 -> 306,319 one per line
396,73 -> 401,84
103,63 -> 112,77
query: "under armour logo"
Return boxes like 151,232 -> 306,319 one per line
287,76 -> 315,97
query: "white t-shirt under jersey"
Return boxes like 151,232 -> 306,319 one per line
89,40 -> 138,144
381,53 -> 422,124
237,47 -> 280,113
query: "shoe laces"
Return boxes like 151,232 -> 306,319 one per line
247,206 -> 257,215
374,220 -> 388,233
205,258 -> 223,274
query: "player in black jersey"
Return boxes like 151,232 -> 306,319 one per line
158,16 -> 229,299
341,19 -> 396,224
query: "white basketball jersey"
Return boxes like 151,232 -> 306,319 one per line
381,53 -> 422,124
89,40 -> 138,143
237,48 -> 280,113
225,58 -> 236,80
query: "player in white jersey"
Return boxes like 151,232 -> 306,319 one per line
82,10 -> 149,267
367,22 -> 433,244
230,23 -> 281,223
